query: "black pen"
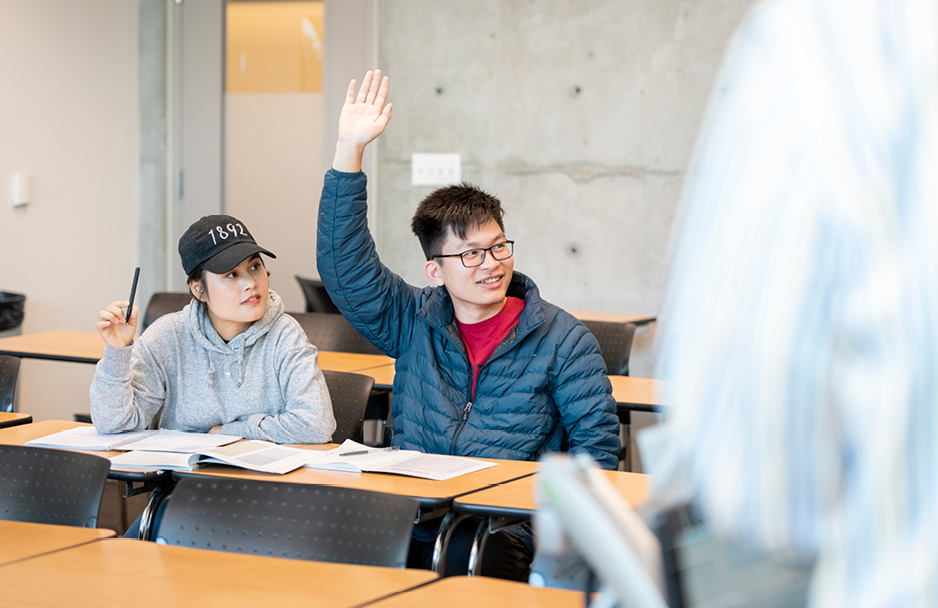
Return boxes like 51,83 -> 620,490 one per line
126,266 -> 140,323
340,447 -> 400,457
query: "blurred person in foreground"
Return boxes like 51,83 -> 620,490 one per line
641,0 -> 938,605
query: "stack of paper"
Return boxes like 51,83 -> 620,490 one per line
304,440 -> 498,481
109,440 -> 315,475
26,427 -> 240,452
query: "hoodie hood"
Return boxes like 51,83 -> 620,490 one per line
184,289 -> 284,353
183,289 -> 284,386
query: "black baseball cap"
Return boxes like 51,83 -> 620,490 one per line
179,215 -> 276,275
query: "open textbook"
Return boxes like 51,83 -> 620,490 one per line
109,440 -> 314,475
303,440 -> 498,481
25,426 -> 241,452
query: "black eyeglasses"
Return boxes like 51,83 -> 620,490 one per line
433,240 -> 514,268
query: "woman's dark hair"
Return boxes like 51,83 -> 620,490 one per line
187,266 -> 206,298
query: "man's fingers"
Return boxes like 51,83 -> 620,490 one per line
365,69 -> 382,104
356,71 -> 373,104
375,103 -> 393,130
374,76 -> 390,107
345,79 -> 356,105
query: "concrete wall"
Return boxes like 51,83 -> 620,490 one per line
374,0 -> 749,379
0,1 -> 139,421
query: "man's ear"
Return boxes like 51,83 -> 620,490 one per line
424,260 -> 445,287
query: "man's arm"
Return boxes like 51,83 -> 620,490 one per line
316,70 -> 422,358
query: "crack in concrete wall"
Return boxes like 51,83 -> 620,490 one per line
498,160 -> 681,184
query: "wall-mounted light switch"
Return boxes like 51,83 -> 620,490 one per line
411,153 -> 461,187
10,173 -> 31,207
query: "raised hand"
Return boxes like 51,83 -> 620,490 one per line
332,69 -> 392,172
96,300 -> 138,348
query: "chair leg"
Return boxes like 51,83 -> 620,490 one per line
118,481 -> 128,534
432,511 -> 473,575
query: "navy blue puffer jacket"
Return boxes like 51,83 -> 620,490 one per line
317,170 -> 619,470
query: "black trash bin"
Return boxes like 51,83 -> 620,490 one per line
0,291 -> 25,337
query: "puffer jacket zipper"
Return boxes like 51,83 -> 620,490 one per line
448,326 -> 518,454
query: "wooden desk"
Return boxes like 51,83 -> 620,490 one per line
0,520 -> 114,566
449,470 -> 650,575
180,457 -> 540,512
0,411 -> 32,428
361,362 -> 395,390
0,330 -> 104,363
366,576 -> 584,608
609,376 -> 668,412
319,350 -> 395,373
569,310 -> 656,326
454,469 -> 650,519
0,330 -> 393,373
0,539 -> 438,607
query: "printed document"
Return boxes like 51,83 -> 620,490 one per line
303,440 -> 498,481
26,426 -> 241,452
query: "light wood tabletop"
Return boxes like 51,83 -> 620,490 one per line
0,520 -> 115,566
0,411 -> 32,428
0,330 -> 393,372
181,457 -> 540,510
360,362 -> 395,389
568,310 -> 656,326
0,538 -> 438,607
0,330 -> 105,363
365,575 -> 584,608
453,469 -> 650,519
609,375 -> 668,411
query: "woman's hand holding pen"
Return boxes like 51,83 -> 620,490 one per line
96,300 -> 138,348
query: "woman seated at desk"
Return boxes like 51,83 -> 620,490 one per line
90,214 -> 336,445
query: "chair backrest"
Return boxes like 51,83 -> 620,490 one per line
288,311 -> 384,356
0,355 -> 21,413
581,320 -> 637,377
295,275 -> 340,314
155,477 -> 418,567
0,445 -> 110,527
323,370 -> 375,443
142,292 -> 193,333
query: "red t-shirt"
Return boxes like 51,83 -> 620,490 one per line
455,296 -> 525,399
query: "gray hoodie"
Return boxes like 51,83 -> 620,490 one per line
90,290 -> 336,444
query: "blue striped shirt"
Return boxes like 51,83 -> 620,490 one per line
642,0 -> 938,604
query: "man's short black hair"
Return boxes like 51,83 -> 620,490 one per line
410,183 -> 505,260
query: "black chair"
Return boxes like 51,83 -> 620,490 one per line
581,320 -> 637,470
290,312 -> 392,445
154,477 -> 418,567
581,320 -> 637,377
141,292 -> 193,333
0,354 -> 21,413
295,275 -> 340,314
0,445 -> 110,527
323,370 -> 374,444
288,311 -> 383,356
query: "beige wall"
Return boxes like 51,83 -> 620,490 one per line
0,1 -> 139,420
226,92 -> 324,312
